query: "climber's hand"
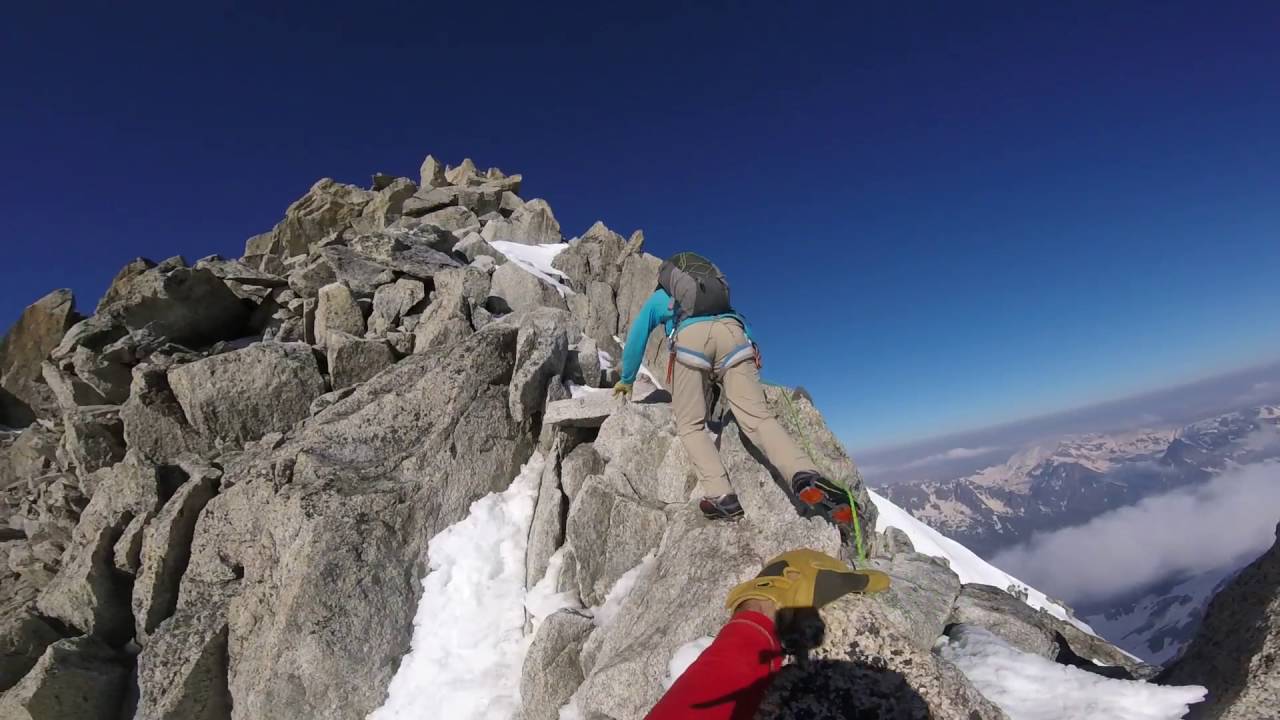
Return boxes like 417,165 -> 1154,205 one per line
612,381 -> 633,399
725,549 -> 890,612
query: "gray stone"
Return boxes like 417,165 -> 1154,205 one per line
0,636 -> 125,720
499,191 -> 524,215
445,158 -> 479,186
758,599 -> 1007,720
346,229 -> 462,280
544,393 -> 618,429
948,583 -> 1057,658
520,610 -> 594,720
489,263 -> 568,314
507,198 -> 562,245
527,439 -> 566,590
308,386 -> 357,416
413,294 -> 473,356
552,221 -> 626,291
385,331 -> 414,356
1160,523 -> 1280,719
419,205 -> 480,236
68,345 -> 130,405
481,216 -> 518,244
112,511 -> 151,575
594,402 -> 690,505
361,177 -> 418,226
0,608 -> 61,693
132,469 -> 220,643
0,289 -> 79,425
583,281 -> 619,353
326,332 -> 396,390
59,406 -> 125,475
254,178 -> 374,258
509,308 -> 572,423
419,155 -> 447,189
99,266 -> 250,348
134,603 -> 231,720
286,255 -> 338,298
368,279 -> 426,337
560,443 -> 603,503
35,454 -> 181,642
470,255 -> 496,274
96,258 -> 156,313
566,477 -> 667,607
120,364 -> 213,465
314,282 -> 365,347
39,361 -> 107,413
572,336 -> 603,388
615,252 -> 662,334
434,266 -> 492,313
455,232 -> 508,265
869,551 -> 963,651
168,343 -> 326,446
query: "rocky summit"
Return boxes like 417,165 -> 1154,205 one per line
0,155 -> 1252,720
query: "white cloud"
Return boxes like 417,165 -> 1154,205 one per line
894,446 -> 1000,471
992,462 -> 1280,604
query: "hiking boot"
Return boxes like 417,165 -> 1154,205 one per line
791,471 -> 854,527
699,493 -> 744,521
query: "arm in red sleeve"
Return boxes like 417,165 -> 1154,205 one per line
645,611 -> 783,720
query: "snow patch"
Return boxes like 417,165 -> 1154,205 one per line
490,240 -> 574,297
526,546 -> 581,631
369,454 -> 545,720
868,489 -> 1095,634
663,636 -> 715,689
939,626 -> 1205,720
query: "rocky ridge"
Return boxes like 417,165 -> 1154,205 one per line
0,155 -> 1200,719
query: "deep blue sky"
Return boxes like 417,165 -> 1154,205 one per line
3,1 -> 1278,450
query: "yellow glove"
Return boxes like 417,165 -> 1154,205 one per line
612,381 -> 633,399
725,549 -> 890,611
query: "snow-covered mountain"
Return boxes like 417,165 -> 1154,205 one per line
880,406 -> 1280,559
1078,568 -> 1235,665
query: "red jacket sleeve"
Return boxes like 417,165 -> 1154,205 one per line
645,611 -> 783,720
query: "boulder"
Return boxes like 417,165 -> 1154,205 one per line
368,279 -> 426,337
326,332 -> 396,391
68,346 -> 131,404
252,178 -> 374,258
361,177 -> 418,226
947,583 -> 1058,659
0,608 -> 61,693
508,308 -> 572,423
594,402 -> 692,506
526,440 -> 566,590
615,252 -> 662,334
168,343 -> 326,446
507,199 -> 562,245
544,393 -> 617,429
286,255 -> 339,298
0,289 -> 79,425
445,158 -> 479,186
869,551 -> 963,651
39,361 -> 107,413
1160,522 -> 1280,719
412,293 -> 473,356
489,263 -> 568,314
132,468 -> 221,643
0,636 -> 126,720
552,221 -> 626,291
418,206 -> 480,236
120,364 -> 213,464
58,406 -> 125,476
95,258 -> 156,313
758,597 -> 1007,720
520,610 -> 595,720
571,336 -> 603,388
565,477 -> 668,607
98,266 -> 250,348
134,603 -> 231,720
560,443 -> 604,503
419,154 -> 447,189
314,282 -> 366,347
345,229 -> 462,280
455,232 -> 508,265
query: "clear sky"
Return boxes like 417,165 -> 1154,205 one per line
3,1 -> 1278,450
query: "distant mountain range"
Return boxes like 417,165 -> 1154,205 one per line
877,405 -> 1280,662
879,406 -> 1280,559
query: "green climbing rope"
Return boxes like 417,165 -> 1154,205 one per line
766,382 -> 868,566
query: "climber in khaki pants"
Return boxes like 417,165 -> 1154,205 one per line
614,252 -> 855,526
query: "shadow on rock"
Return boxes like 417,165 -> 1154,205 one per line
754,659 -> 933,720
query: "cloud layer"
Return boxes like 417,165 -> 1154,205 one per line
992,462 -> 1280,604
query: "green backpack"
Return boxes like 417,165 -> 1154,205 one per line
657,252 -> 733,325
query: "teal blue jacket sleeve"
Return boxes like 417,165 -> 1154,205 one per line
620,290 -> 671,384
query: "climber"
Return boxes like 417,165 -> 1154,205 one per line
614,252 -> 853,525
645,549 -> 891,720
